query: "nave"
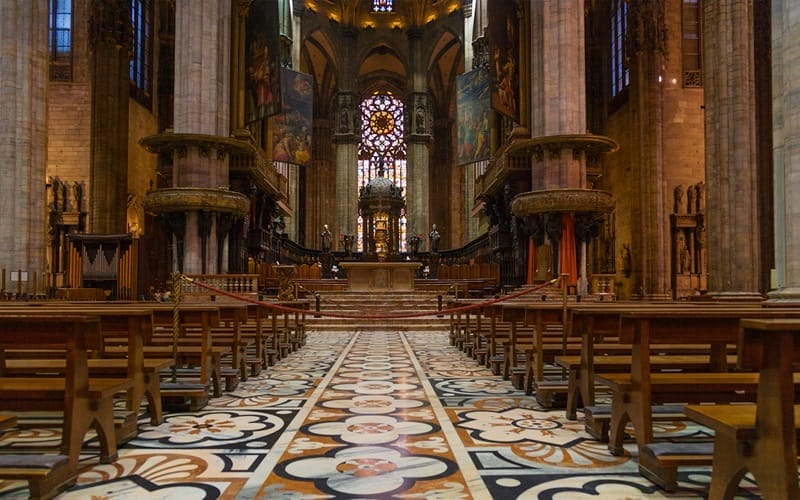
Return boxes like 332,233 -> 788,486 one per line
0,325 -> 762,499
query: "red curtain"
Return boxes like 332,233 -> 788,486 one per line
560,213 -> 578,288
526,238 -> 536,284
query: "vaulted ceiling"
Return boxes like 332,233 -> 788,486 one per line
298,0 -> 465,116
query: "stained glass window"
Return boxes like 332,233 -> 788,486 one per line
357,92 -> 407,251
682,0 -> 702,87
130,0 -> 153,107
610,0 -> 629,97
372,0 -> 393,13
49,0 -> 72,81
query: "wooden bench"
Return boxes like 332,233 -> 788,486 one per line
0,454 -> 75,499
638,405 -> 800,492
590,307 -> 800,457
554,353 -> 739,420
675,318 -> 800,499
1,305 -> 171,427
0,314 -> 133,467
2,357 -> 173,427
583,404 -> 688,442
595,371 -> 768,454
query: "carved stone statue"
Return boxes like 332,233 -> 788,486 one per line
342,234 -> 355,257
696,181 -> 706,213
429,224 -> 441,253
686,184 -> 696,214
674,184 -> 685,214
681,245 -> 693,274
320,224 -> 332,252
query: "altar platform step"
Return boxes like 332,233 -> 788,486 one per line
303,290 -> 450,331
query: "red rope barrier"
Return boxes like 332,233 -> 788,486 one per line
179,275 -> 562,320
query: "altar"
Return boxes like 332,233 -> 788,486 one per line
339,261 -> 421,292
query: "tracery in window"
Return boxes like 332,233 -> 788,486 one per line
357,92 -> 407,251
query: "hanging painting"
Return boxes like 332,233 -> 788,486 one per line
456,68 -> 491,165
246,0 -> 281,123
488,0 -> 519,121
272,68 -> 314,166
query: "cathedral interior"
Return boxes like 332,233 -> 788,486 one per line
0,0 -> 799,498
0,0 -> 794,303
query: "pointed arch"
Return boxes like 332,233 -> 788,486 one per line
300,29 -> 338,116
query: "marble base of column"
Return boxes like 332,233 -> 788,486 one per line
765,288 -> 800,306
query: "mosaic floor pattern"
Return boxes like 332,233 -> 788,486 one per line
0,328 -> 764,499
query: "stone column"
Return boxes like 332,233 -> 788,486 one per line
768,0 -> 800,302
626,1 -> 669,299
334,27 -> 359,241
88,0 -> 131,234
308,118 -> 335,247
703,1 -> 762,299
141,0 -> 251,274
512,0 -> 616,294
406,27 -> 432,249
172,0 -> 234,274
0,0 -> 49,295
529,0 -> 587,189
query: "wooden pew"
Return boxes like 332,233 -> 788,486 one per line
0,305 -> 169,428
0,314 -> 133,468
599,307 -> 800,457
0,414 -> 75,497
0,454 -> 75,500
678,318 -> 800,499
103,304 -> 222,408
565,302 -> 743,421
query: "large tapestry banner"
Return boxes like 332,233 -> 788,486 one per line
456,68 -> 491,166
488,0 -> 519,122
272,68 -> 313,167
246,0 -> 281,124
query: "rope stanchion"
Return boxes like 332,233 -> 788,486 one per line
182,274 -> 562,320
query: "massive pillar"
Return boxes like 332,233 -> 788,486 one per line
406,27 -> 432,249
88,0 -> 131,234
334,27 -> 360,243
625,1 -> 669,299
144,0 -> 248,274
0,0 -> 49,295
768,0 -> 800,302
703,1 -> 762,299
512,0 -> 616,293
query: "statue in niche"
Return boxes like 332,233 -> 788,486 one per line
49,177 -> 60,211
621,244 -> 632,278
686,184 -> 696,214
73,181 -> 84,212
673,184 -> 685,214
696,181 -> 706,213
681,245 -> 693,274
339,107 -> 351,134
415,105 -> 426,134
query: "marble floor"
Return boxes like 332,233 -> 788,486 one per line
0,325 -> 763,499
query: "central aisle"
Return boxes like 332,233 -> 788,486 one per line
23,323 -> 760,498
245,329 -> 488,497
